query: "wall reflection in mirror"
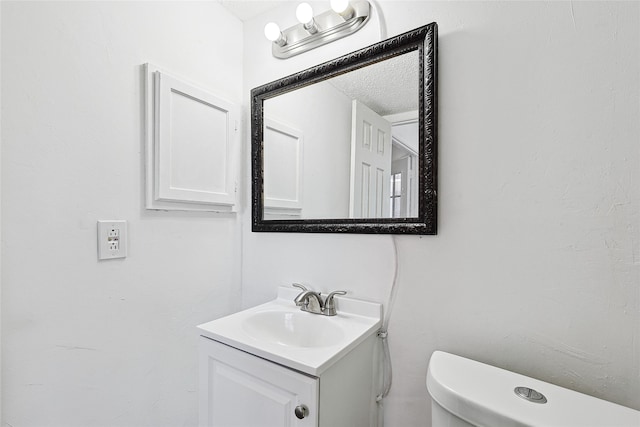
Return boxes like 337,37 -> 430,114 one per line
263,51 -> 419,220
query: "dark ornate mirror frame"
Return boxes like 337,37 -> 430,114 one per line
251,23 -> 438,234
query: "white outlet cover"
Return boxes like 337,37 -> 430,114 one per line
97,220 -> 127,260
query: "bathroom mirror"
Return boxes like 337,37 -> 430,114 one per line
251,23 -> 437,234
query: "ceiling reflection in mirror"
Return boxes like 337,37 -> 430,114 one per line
263,51 -> 419,220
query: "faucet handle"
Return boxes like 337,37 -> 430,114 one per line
292,283 -> 308,292
323,290 -> 347,316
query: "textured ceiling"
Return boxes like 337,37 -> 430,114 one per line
328,50 -> 419,116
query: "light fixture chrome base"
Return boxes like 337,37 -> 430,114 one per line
272,1 -> 370,59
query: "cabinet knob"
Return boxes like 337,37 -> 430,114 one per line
294,404 -> 309,419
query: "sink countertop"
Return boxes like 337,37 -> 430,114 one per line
197,286 -> 382,376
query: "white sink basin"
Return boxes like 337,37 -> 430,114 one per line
242,310 -> 345,348
197,286 -> 382,375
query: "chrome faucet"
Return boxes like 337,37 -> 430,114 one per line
292,283 -> 346,316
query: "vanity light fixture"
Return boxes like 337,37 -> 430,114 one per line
264,0 -> 371,59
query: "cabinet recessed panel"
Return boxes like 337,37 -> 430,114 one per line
209,359 -> 295,426
166,90 -> 228,194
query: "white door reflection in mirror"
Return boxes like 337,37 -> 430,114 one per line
349,100 -> 392,218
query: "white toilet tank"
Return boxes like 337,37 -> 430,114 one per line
426,351 -> 640,427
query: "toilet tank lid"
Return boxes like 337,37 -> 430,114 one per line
426,351 -> 640,427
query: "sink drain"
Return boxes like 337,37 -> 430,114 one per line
514,386 -> 547,404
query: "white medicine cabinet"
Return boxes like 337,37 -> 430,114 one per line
144,63 -> 240,212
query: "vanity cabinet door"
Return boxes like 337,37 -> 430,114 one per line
199,337 -> 319,427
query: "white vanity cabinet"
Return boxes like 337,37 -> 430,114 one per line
198,333 -> 378,427
197,287 -> 382,427
199,337 -> 318,427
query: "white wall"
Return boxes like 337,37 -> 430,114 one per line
242,2 -> 640,426
1,2 -> 243,426
0,2 -> 2,421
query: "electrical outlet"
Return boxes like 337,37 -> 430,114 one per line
98,220 -> 127,260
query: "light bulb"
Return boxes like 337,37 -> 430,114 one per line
330,0 -> 349,13
296,3 -> 314,24
264,22 -> 281,41
264,22 -> 286,46
331,0 -> 354,19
